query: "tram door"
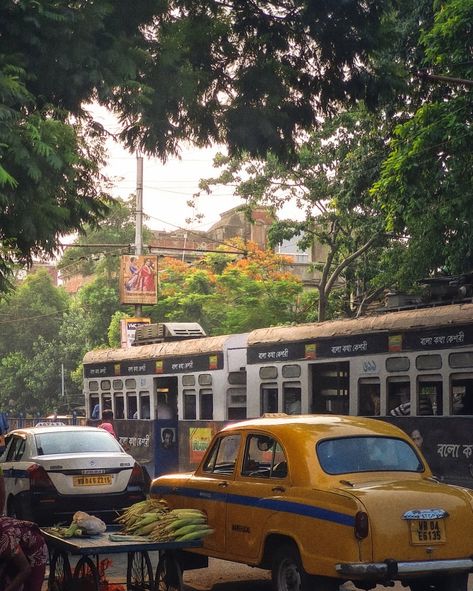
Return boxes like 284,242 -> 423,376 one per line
310,362 -> 349,414
154,376 -> 179,477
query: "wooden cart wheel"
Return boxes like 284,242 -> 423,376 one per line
48,551 -> 72,591
127,550 -> 154,591
73,556 -> 100,591
155,551 -> 183,591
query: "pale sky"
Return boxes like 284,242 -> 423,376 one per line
95,105 -> 302,235
94,105 -> 244,233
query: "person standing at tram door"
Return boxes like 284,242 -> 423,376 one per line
99,409 -> 117,438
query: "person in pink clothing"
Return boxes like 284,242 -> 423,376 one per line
98,409 -> 117,438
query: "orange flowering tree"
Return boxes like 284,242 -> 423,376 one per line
147,240 -> 313,335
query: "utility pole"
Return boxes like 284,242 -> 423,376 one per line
135,154 -> 143,317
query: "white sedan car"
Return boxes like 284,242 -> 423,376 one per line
0,425 -> 146,525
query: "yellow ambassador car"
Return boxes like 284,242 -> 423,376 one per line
150,415 -> 473,591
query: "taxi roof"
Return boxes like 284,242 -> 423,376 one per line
220,414 -> 408,439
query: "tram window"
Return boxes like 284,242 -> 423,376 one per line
89,396 -> 99,417
386,357 -> 410,372
387,381 -> 410,415
101,380 -> 111,391
450,376 -> 473,415
200,389 -> 213,420
198,374 -> 212,386
358,381 -> 380,416
112,379 -> 123,390
184,390 -> 197,420
311,362 -> 349,414
417,382 -> 438,415
416,355 -> 442,370
283,383 -> 301,414
282,365 -> 301,379
260,366 -> 278,380
261,384 -> 278,414
127,393 -> 137,419
89,381 -> 99,392
139,392 -> 150,419
125,378 -> 137,389
114,394 -> 124,419
227,387 -> 247,420
449,352 -> 473,368
182,375 -> 195,386
228,371 -> 247,385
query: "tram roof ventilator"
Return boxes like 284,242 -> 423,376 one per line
133,322 -> 206,345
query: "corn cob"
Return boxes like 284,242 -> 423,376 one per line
175,528 -> 214,542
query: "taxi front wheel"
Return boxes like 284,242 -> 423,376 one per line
271,543 -> 311,591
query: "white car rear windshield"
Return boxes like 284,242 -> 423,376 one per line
34,431 -> 122,455
317,436 -> 423,474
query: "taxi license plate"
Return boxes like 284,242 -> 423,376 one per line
410,519 -> 446,544
73,475 -> 112,487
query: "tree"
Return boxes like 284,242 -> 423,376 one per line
0,270 -> 77,414
199,107 -> 397,321
147,243 -> 305,334
0,270 -> 69,357
0,0 -> 398,290
372,0 -> 473,280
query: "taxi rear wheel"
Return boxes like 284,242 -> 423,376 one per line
271,543 -> 310,591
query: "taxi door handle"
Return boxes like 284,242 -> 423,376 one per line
218,481 -> 229,488
272,486 -> 285,493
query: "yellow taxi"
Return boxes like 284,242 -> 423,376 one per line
150,415 -> 473,591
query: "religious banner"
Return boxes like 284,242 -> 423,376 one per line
119,255 -> 158,305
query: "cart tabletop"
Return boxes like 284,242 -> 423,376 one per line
41,527 -> 202,555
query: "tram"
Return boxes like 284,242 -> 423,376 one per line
83,303 -> 473,487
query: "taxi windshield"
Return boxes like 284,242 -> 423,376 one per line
317,436 -> 423,474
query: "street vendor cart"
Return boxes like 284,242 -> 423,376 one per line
41,526 -> 202,591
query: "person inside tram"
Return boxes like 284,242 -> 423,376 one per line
390,388 -> 433,416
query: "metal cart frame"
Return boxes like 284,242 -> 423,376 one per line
42,527 -> 202,591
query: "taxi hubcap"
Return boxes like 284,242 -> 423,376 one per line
279,558 -> 301,591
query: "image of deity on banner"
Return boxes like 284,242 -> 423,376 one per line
120,254 -> 158,304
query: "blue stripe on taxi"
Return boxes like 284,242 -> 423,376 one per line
151,485 -> 355,527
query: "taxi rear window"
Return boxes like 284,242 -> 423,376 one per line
34,431 -> 122,455
317,436 -> 423,474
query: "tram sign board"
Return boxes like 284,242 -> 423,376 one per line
84,352 -> 224,378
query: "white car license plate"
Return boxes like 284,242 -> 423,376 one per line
409,519 -> 446,544
73,475 -> 112,487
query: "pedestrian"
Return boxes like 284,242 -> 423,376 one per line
99,409 -> 117,438
0,470 -> 47,591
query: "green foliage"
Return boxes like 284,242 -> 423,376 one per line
373,0 -> 473,278
0,0 -> 402,291
0,270 -> 69,357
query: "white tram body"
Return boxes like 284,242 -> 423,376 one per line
83,303 -> 473,484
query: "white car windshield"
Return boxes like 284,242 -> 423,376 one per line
317,436 -> 423,474
34,431 -> 122,455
